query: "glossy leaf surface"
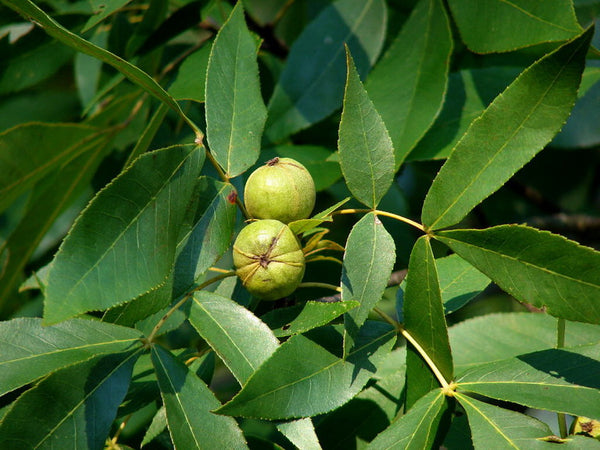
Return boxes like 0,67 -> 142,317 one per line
422,28 -> 592,230
44,145 -> 203,324
277,418 -> 322,450
366,0 -> 452,167
436,225 -> 600,324
338,49 -> 394,209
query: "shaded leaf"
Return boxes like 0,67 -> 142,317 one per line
277,418 -> 322,450
403,236 -> 453,408
457,343 -> 600,419
456,392 -> 557,449
169,43 -> 212,103
189,291 -> 279,384
367,389 -> 447,450
397,253 -> 491,321
0,350 -> 139,449
44,145 -> 203,324
366,0 -> 453,167
0,122 -> 98,214
151,345 -> 248,450
216,322 -> 396,419
449,313 -> 600,373
448,0 -> 581,53
338,48 -> 394,209
261,300 -> 359,337
342,213 -> 395,353
265,0 -> 387,142
83,0 -> 133,32
422,28 -> 593,230
173,178 -> 237,296
141,406 -> 167,448
0,317 -> 142,397
205,2 -> 266,177
436,225 -> 600,324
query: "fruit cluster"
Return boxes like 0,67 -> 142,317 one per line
233,158 -> 316,300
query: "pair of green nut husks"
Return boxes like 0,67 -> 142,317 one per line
233,157 -> 316,300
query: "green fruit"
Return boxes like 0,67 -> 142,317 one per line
244,157 -> 316,223
233,219 -> 305,300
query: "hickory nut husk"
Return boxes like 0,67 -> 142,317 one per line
244,157 -> 316,224
233,219 -> 305,300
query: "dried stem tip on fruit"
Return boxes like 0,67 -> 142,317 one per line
244,157 -> 316,223
233,219 -> 305,300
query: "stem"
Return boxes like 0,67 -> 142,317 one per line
146,271 -> 236,343
400,326 -> 450,389
373,306 -> 400,329
556,318 -> 568,438
298,282 -> 342,292
335,209 -> 425,232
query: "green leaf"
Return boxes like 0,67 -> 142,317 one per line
151,345 -> 248,450
366,0 -> 453,168
409,67 -> 522,161
264,0 -> 387,142
421,28 -> 593,231
205,2 -> 266,178
141,405 -> 167,448
188,291 -> 279,385
0,317 -> 142,397
366,389 -> 447,450
0,350 -> 139,449
216,322 -> 396,419
338,48 -> 394,209
261,300 -> 359,337
44,145 -> 203,324
403,236 -> 453,408
288,197 -> 350,235
83,0 -> 133,32
447,0 -> 582,53
169,43 -> 212,103
455,392 -> 557,449
0,132 -> 111,309
397,253 -> 491,321
0,122 -> 98,214
436,225 -> 600,324
342,213 -> 395,352
173,178 -> 237,296
456,343 -> 600,419
277,418 -> 322,450
450,312 -> 600,373
2,0 -> 201,135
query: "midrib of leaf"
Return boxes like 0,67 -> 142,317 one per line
35,349 -> 141,448
268,0 -> 375,130
0,125 -> 99,197
357,98 -> 378,207
456,392 -> 519,449
438,234 -> 600,290
225,27 -> 242,175
154,349 -> 203,449
191,297 -> 259,381
0,338 -> 141,367
428,38 -> 585,230
233,328 -> 395,404
458,381 -> 594,389
497,0 -> 580,33
357,217 -> 380,303
60,151 -> 193,301
402,391 -> 443,447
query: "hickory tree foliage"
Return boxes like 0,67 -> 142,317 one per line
1,0 -> 600,448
